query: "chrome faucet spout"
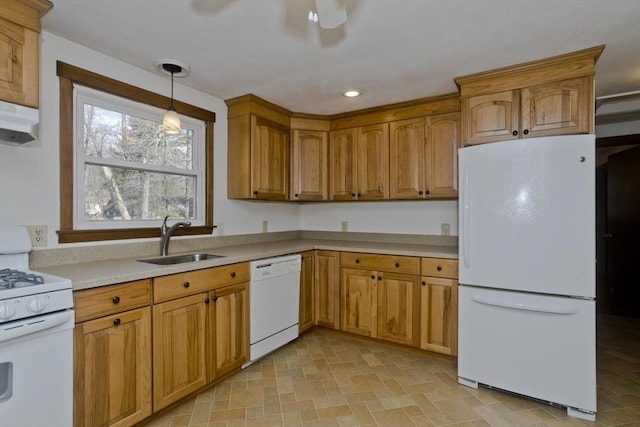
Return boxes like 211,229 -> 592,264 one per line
160,215 -> 191,256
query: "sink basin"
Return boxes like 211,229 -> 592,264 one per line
139,253 -> 225,265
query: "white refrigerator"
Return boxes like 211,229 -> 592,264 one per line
457,134 -> 597,421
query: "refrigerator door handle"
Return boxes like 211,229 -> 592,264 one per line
461,162 -> 470,268
470,295 -> 579,315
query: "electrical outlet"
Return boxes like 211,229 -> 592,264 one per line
27,225 -> 47,247
441,223 -> 450,236
341,221 -> 348,232
262,220 -> 268,233
216,222 -> 224,236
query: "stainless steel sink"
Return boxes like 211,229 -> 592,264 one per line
138,253 -> 225,265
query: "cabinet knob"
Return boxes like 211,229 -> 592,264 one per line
294,193 -> 299,198
419,190 -> 424,195
213,295 -> 218,302
395,262 -> 400,268
113,318 -> 121,326
112,296 -> 120,304
352,193 -> 356,197
253,190 -> 258,196
523,129 -> 529,135
377,276 -> 382,281
357,193 -> 361,197
204,298 -> 210,304
421,281 -> 426,286
183,281 -> 190,288
230,272 -> 236,278
371,275 -> 375,279
512,130 -> 518,136
355,259 -> 360,264
437,266 -> 442,271
425,190 -> 430,195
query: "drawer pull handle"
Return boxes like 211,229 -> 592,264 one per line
421,281 -> 426,286
112,296 -> 120,304
230,272 -> 236,278
355,259 -> 360,264
395,262 -> 400,267
370,275 -> 375,279
437,266 -> 442,271
113,318 -> 121,326
183,281 -> 190,288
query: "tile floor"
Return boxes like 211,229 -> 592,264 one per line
143,314 -> 640,426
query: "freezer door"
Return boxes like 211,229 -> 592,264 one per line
458,135 -> 595,297
458,285 -> 596,414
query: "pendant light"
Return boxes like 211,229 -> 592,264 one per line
162,63 -> 182,134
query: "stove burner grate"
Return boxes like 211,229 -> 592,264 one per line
0,268 -> 45,289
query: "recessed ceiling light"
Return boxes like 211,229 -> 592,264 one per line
343,89 -> 361,98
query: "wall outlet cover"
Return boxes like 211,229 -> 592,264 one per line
341,221 -> 348,232
27,225 -> 47,247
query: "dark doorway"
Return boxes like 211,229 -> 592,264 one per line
596,136 -> 640,317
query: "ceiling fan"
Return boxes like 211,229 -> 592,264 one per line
312,0 -> 348,29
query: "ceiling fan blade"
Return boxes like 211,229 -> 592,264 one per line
315,0 -> 347,29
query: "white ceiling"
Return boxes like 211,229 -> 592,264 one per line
41,0 -> 640,116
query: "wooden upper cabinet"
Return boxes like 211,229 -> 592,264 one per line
0,0 -> 51,107
389,117 -> 426,199
426,112 -> 459,198
521,77 -> 591,138
357,123 -> 389,200
291,129 -> 328,201
329,128 -> 358,200
456,45 -> 603,146
462,90 -> 520,145
251,115 -> 290,200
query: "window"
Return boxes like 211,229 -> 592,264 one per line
57,62 -> 215,243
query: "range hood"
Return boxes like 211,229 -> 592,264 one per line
0,100 -> 39,146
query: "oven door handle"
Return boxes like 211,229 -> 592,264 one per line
0,311 -> 73,344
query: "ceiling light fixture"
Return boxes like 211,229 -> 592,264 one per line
154,59 -> 191,135
343,89 -> 361,98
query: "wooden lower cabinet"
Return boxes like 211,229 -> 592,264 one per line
340,267 -> 378,337
377,272 -> 421,347
152,294 -> 209,411
74,307 -> 152,427
211,283 -> 249,377
314,250 -> 340,328
299,250 -> 315,333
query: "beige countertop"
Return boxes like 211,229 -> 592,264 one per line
38,238 -> 458,291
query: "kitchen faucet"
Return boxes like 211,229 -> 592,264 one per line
160,215 -> 191,256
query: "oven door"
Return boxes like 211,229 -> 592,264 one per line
0,310 -> 75,427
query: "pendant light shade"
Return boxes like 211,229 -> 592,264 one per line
162,63 -> 183,134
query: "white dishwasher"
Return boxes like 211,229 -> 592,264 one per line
247,254 -> 301,365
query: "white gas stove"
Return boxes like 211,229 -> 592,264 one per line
0,225 -> 74,427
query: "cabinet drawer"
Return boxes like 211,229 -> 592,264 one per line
153,262 -> 249,303
74,279 -> 151,323
421,258 -> 458,279
340,252 -> 420,275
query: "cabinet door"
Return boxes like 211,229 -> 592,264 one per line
426,112 -> 459,198
211,283 -> 249,379
0,17 -> 39,107
521,77 -> 592,138
357,123 -> 390,200
389,117 -> 426,199
340,268 -> 377,337
420,276 -> 458,356
291,130 -> 328,201
377,273 -> 420,347
153,294 -> 209,410
329,128 -> 358,200
299,250 -> 315,333
462,90 -> 520,146
315,250 -> 339,329
74,307 -> 152,427
251,115 -> 289,200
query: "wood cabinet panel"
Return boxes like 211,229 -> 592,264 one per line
421,258 -> 458,279
0,16 -> 38,107
420,276 -> 458,356
462,90 -> 519,146
291,129 -> 328,200
299,250 -> 315,333
377,272 -> 420,347
329,128 -> 358,200
340,252 -> 420,275
153,263 -> 249,303
74,307 -> 152,427
357,123 -> 389,200
315,250 -> 340,329
211,283 -> 248,378
152,294 -> 209,410
74,279 -> 151,322
426,112 -> 459,198
340,267 -> 377,337
251,115 -> 290,200
389,117 -> 426,199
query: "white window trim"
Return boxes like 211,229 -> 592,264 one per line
73,85 -> 206,229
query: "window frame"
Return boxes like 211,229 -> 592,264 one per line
57,61 -> 215,243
